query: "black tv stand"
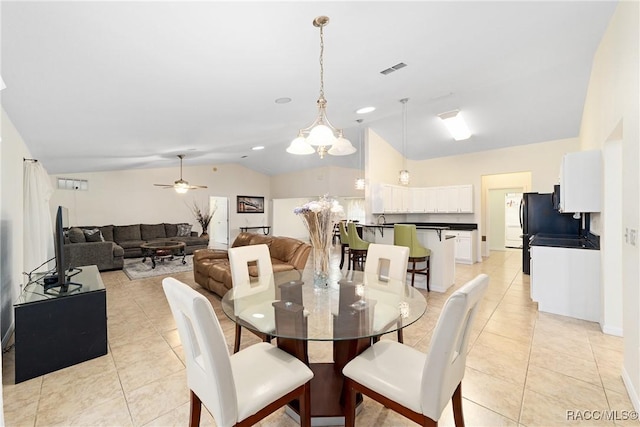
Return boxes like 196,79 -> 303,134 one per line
14,265 -> 107,383
44,281 -> 83,296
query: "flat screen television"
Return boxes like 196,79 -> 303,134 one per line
45,206 -> 81,294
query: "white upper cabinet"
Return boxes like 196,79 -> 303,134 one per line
371,183 -> 473,214
559,150 -> 602,213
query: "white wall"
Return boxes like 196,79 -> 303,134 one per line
578,1 -> 640,408
270,166 -> 362,199
49,162 -> 272,243
0,108 -> 32,348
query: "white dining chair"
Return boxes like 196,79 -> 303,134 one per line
342,273 -> 489,427
363,243 -> 410,342
162,277 -> 313,427
228,244 -> 275,353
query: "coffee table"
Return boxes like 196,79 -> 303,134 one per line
140,241 -> 186,269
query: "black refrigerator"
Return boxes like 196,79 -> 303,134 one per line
520,192 -> 581,274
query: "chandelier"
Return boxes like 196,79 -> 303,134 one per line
399,98 -> 410,185
286,16 -> 356,159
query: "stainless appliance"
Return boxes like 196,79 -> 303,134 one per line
520,192 -> 581,274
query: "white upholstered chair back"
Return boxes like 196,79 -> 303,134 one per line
364,243 -> 409,286
421,273 -> 489,420
228,244 -> 273,307
162,277 -> 239,427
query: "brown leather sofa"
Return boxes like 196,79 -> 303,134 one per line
193,232 -> 311,298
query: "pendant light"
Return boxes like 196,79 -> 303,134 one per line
399,98 -> 410,186
286,16 -> 356,159
355,119 -> 365,190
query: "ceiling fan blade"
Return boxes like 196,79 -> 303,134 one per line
154,184 -> 174,188
187,185 -> 208,189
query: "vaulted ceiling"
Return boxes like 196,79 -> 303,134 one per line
1,1 -> 617,175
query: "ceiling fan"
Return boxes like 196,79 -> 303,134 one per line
154,154 -> 207,194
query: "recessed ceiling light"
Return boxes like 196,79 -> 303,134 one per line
355,106 -> 376,114
275,97 -> 292,104
252,146 -> 265,151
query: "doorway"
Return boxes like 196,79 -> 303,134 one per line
209,196 -> 229,248
488,188 -> 523,251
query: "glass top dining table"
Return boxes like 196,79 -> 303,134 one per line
220,268 -> 428,342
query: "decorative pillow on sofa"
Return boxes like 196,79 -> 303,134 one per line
67,227 -> 86,243
83,228 -> 105,242
177,224 -> 192,237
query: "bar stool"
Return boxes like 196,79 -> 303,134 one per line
338,221 -> 350,269
348,222 -> 370,271
394,224 -> 431,291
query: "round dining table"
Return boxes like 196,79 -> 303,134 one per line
221,267 -> 428,425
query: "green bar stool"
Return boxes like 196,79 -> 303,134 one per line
339,221 -> 350,269
393,224 -> 431,291
348,222 -> 370,271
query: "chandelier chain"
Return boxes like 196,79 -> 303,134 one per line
319,24 -> 325,102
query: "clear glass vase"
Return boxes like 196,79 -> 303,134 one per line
312,243 -> 331,289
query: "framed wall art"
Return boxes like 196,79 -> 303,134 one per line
236,195 -> 265,213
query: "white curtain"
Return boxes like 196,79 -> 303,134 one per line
346,198 -> 366,223
23,161 -> 54,273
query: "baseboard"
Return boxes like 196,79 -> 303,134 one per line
601,324 -> 623,337
2,321 -> 14,351
622,366 -> 640,412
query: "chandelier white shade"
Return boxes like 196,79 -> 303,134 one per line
438,109 -> 472,140
286,16 -> 356,159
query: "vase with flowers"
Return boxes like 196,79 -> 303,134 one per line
190,200 -> 216,238
294,195 -> 344,288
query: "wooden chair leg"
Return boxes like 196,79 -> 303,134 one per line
426,258 -> 430,292
234,323 -> 242,353
340,245 -> 346,269
344,378 -> 357,427
397,326 -> 404,343
190,390 -> 202,427
299,381 -> 312,427
452,382 -> 464,427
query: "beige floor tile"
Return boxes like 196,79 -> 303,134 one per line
525,365 -> 608,410
529,345 -> 601,386
438,398 -> 519,426
462,367 -> 524,421
40,393 -> 133,427
125,370 -> 189,426
605,389 -> 640,426
117,349 -> 185,393
521,387 -> 613,426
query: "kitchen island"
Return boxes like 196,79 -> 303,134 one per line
369,224 -> 457,293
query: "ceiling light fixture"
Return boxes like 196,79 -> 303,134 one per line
153,154 -> 207,194
399,98 -> 410,186
252,146 -> 265,150
356,106 -> 375,115
355,119 -> 365,190
286,16 -> 356,159
438,109 -> 471,141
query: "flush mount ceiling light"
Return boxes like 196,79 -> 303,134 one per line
154,154 -> 207,194
286,16 -> 356,159
438,109 -> 471,141
252,146 -> 265,150
356,106 -> 375,115
399,98 -> 410,186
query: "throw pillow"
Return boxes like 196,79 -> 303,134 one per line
67,227 -> 86,243
177,224 -> 192,237
83,228 -> 104,242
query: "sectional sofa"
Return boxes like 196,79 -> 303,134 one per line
64,223 -> 209,271
193,232 -> 311,298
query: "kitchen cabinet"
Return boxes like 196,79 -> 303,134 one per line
559,150 -> 602,213
446,230 -> 477,264
371,183 -> 473,214
530,246 -> 600,322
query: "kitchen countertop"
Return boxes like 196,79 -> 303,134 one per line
362,222 -> 478,231
529,233 -> 600,250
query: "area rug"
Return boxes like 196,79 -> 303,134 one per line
123,255 -> 193,280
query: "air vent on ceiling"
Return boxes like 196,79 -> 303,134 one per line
380,62 -> 407,75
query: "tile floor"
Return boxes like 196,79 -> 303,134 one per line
2,248 -> 637,426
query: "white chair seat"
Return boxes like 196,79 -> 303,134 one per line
343,340 -> 425,413
237,300 -> 276,334
232,342 -> 314,422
